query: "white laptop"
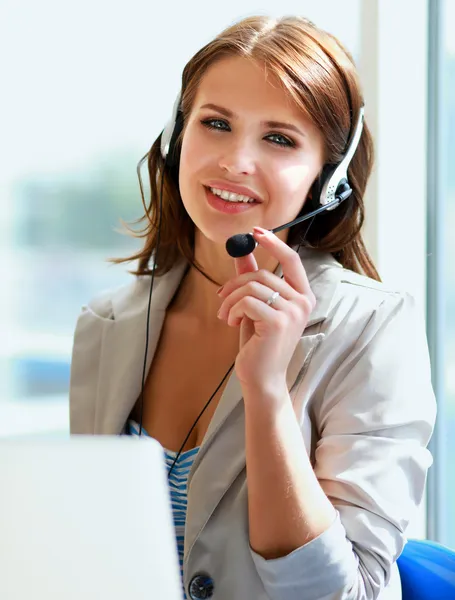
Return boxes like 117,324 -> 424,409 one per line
0,436 -> 183,600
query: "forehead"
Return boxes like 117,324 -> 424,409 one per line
193,55 -> 309,125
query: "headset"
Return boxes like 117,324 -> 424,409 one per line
138,91 -> 365,478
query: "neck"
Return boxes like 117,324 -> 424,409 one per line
170,230 -> 287,326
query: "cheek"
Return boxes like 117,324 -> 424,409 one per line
179,126 -> 212,183
274,163 -> 316,198
179,132 -> 198,183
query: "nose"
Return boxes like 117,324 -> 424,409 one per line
218,138 -> 257,176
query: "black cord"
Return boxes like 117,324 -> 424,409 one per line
300,215 -> 316,245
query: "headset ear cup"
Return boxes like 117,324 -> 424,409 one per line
162,110 -> 184,189
160,93 -> 182,159
167,111 -> 184,168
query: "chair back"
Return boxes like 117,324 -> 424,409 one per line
397,539 -> 455,600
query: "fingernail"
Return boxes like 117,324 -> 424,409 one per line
253,226 -> 269,236
216,285 -> 224,295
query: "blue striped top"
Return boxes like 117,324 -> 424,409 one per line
127,419 -> 200,598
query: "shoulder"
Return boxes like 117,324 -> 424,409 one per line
334,268 -> 419,335
337,267 -> 404,300
298,248 -> 415,334
323,267 -> 422,359
299,251 -> 429,394
76,259 -> 189,323
79,286 -> 117,320
77,275 -> 162,322
336,267 -> 412,319
78,278 -> 140,320
306,257 -> 430,399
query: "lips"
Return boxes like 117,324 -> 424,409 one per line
204,186 -> 257,205
204,180 -> 263,203
205,186 -> 259,214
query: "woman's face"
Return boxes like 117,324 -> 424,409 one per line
179,56 -> 325,245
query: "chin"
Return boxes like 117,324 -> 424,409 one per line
191,219 -> 239,248
195,226 -> 231,247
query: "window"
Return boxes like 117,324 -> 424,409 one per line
0,1 -> 360,438
426,0 -> 455,548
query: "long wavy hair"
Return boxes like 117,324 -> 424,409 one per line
110,15 -> 379,282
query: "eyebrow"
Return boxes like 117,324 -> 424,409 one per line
199,103 -> 306,137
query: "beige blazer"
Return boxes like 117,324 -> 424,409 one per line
69,247 -> 436,600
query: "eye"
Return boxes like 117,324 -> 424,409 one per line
201,118 -> 230,132
265,133 -> 295,148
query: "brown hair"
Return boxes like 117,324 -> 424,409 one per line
111,15 -> 380,282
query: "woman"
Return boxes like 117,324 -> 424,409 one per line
69,15 -> 436,600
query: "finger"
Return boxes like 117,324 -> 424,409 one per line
227,296 -> 282,328
218,281 -> 286,321
252,227 -> 312,296
234,252 -> 258,277
218,268 -> 297,301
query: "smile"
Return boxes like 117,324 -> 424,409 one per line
209,186 -> 256,204
204,186 -> 260,214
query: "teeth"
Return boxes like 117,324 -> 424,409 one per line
210,187 -> 256,203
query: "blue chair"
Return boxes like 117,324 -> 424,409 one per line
397,539 -> 455,600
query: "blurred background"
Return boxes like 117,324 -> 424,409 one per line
0,0 -> 453,548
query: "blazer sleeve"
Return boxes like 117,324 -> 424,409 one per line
250,291 -> 437,600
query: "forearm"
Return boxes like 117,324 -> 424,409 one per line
244,381 -> 336,560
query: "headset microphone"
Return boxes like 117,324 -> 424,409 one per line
225,106 -> 365,258
225,189 -> 351,258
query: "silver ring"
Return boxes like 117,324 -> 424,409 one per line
266,291 -> 280,307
